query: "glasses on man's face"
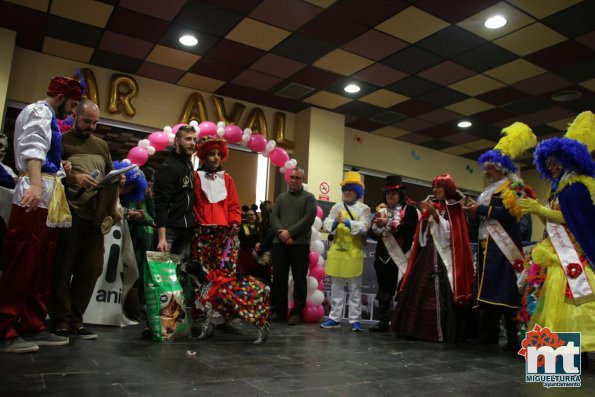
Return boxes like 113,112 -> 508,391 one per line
289,176 -> 302,181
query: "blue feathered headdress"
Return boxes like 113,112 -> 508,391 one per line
534,137 -> 594,181
478,122 -> 536,174
478,150 -> 517,174
113,161 -> 147,202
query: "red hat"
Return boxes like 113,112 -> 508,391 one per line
195,135 -> 229,162
47,76 -> 83,100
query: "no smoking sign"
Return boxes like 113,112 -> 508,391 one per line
319,182 -> 330,194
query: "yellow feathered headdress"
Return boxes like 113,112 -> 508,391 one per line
564,110 -> 594,153
478,122 -> 537,174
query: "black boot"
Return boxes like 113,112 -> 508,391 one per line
371,292 -> 391,333
370,320 -> 390,333
582,353 -> 590,370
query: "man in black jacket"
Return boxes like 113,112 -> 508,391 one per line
154,125 -> 196,255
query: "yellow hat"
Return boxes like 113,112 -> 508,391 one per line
340,171 -> 364,188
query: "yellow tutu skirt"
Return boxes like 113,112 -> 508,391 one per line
529,238 -> 595,352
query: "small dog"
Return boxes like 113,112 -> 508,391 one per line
183,260 -> 270,345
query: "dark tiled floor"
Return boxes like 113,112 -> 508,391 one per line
0,322 -> 593,396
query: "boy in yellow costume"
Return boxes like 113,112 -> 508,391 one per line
321,171 -> 371,332
519,111 -> 595,368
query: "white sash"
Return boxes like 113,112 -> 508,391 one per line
484,218 -> 527,288
546,221 -> 593,300
382,232 -> 409,283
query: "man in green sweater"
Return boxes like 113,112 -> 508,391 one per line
49,99 -> 120,342
270,167 -> 317,325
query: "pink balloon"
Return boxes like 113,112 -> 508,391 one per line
316,303 -> 326,318
309,251 -> 319,267
198,121 -> 217,138
224,125 -> 243,144
248,133 -> 267,153
148,131 -> 170,151
127,146 -> 149,166
316,206 -> 323,220
284,168 -> 293,184
286,300 -> 295,319
269,147 -> 289,168
171,123 -> 186,135
303,302 -> 324,323
318,279 -> 325,291
309,264 -> 325,281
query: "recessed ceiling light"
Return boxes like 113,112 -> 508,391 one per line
484,15 -> 507,29
344,84 -> 361,94
458,121 -> 472,128
551,90 -> 582,102
179,34 -> 198,46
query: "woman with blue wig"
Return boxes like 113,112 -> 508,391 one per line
519,111 -> 595,366
113,161 -> 151,319
320,171 -> 371,332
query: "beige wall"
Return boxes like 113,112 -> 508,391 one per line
0,28 -> 16,127
224,149 -> 259,206
343,128 -> 485,192
310,108 -> 345,202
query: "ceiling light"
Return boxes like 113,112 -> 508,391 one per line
344,84 -> 361,94
551,90 -> 582,102
458,121 -> 472,128
179,35 -> 198,46
484,15 -> 507,29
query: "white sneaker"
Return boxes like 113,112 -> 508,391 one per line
23,330 -> 69,346
0,337 -> 40,353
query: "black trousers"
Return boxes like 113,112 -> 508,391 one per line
373,258 -> 399,322
480,303 -> 518,343
270,243 -> 309,317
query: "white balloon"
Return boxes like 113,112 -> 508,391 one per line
311,239 -> 324,254
288,276 -> 294,297
313,217 -> 322,230
290,159 -> 297,167
317,255 -> 325,267
147,146 -> 156,155
168,132 -> 175,140
280,167 -> 286,173
195,127 -> 201,134
163,126 -> 172,134
243,128 -> 252,136
121,158 -> 131,165
284,160 -> 294,169
306,276 -> 318,293
307,289 -> 325,305
310,228 -> 321,241
241,134 -> 250,143
266,140 -> 276,152
189,120 -> 199,127
302,183 -> 309,191
217,121 -> 225,128
138,139 -> 150,148
217,127 -> 225,136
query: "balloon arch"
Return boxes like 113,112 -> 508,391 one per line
125,120 -> 327,323
125,120 -> 299,183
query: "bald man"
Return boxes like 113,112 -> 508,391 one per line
49,99 -> 120,342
